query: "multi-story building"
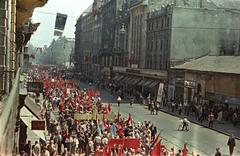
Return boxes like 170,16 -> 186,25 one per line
114,0 -> 130,67
0,0 -> 48,155
99,0 -> 117,81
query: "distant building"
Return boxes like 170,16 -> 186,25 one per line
170,56 -> 240,111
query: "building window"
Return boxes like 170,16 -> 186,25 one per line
167,18 -> 169,27
148,42 -> 150,50
156,21 -> 158,29
151,42 -> 153,50
148,23 -> 151,31
161,19 -> 164,28
152,22 -> 154,30
155,58 -> 157,69
165,60 -> 168,70
155,41 -> 158,51
160,40 -> 163,50
166,39 -> 169,50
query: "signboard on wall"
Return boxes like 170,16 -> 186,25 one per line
184,80 -> 196,88
31,120 -> 45,130
27,82 -> 43,93
157,83 -> 164,102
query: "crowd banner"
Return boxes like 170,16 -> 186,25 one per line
55,13 -> 68,31
108,138 -> 141,149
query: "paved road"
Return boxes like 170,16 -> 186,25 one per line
79,82 -> 240,156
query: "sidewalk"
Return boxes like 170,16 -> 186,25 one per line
102,87 -> 240,140
158,105 -> 240,140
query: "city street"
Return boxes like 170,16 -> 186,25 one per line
79,82 -> 240,156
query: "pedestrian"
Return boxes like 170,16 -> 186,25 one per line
184,100 -> 188,114
198,107 -> 203,122
155,102 -> 159,115
223,110 -> 228,123
171,101 -> 175,113
227,134 -> 236,156
150,123 -> 157,141
208,112 -> 214,127
232,112 -> 238,127
40,146 -> 50,156
182,117 -> 189,131
117,95 -> 121,106
150,101 -> 155,115
178,102 -> 182,115
214,147 -> 221,156
32,141 -> 40,156
130,98 -> 134,108
24,140 -> 31,156
217,110 -> 223,124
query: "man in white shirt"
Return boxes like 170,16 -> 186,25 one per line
184,100 -> 188,114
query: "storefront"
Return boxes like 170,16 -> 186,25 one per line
184,80 -> 195,104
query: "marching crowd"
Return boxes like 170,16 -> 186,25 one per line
20,68 -> 236,156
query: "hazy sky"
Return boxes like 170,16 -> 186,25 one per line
30,0 -> 93,47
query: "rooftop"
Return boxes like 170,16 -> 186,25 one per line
171,55 -> 240,74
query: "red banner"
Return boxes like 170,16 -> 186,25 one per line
108,138 -> 140,149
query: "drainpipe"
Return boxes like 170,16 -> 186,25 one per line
5,0 -> 12,94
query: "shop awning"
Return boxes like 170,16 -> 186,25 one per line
20,107 -> 46,141
137,79 -> 147,86
115,75 -> 125,81
129,77 -> 142,85
142,80 -> 154,87
25,96 -> 41,119
112,75 -> 120,80
148,81 -> 160,88
121,77 -> 133,83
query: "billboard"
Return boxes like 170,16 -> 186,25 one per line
27,82 -> 43,93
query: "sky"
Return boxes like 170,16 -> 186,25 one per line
30,0 -> 93,47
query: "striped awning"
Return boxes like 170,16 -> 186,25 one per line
148,81 -> 160,88
137,79 -> 148,86
142,80 -> 154,87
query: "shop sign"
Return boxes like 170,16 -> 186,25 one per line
184,80 -> 195,88
126,69 -> 140,74
31,120 -> 45,130
216,94 -> 240,105
104,67 -> 110,72
170,78 -> 184,86
131,64 -> 138,68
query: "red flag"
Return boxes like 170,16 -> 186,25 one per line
108,103 -> 112,112
91,88 -> 95,96
101,144 -> 107,156
85,55 -> 89,62
150,140 -> 161,156
81,92 -> 84,100
46,88 -> 49,96
92,8 -> 97,17
106,105 -> 110,114
152,133 -> 160,145
103,113 -> 106,121
165,148 -> 168,156
65,130 -> 68,140
118,128 -> 123,137
57,74 -> 60,80
182,143 -> 187,156
90,104 -> 93,110
77,107 -> 80,113
108,146 -> 112,156
104,120 -> 107,129
117,112 -> 121,129
118,143 -> 124,156
52,73 -> 55,78
87,89 -> 90,96
126,114 -> 133,126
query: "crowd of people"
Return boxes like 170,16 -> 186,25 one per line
20,67 -> 237,156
